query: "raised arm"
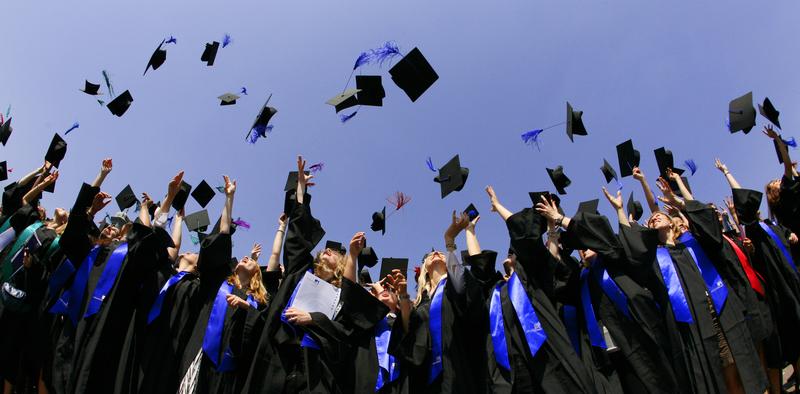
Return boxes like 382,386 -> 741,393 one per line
667,169 -> 693,201
21,171 -> 58,206
632,167 -> 659,214
157,171 -> 184,221
168,209 -> 183,261
91,158 -> 113,188
219,175 -> 236,235
602,186 -> 630,227
296,156 -> 315,206
18,162 -> 47,187
343,232 -> 366,283
485,186 -> 513,221
715,158 -> 741,189
444,211 -> 469,294
763,125 -> 798,178
465,215 -> 481,256
138,193 -> 153,227
266,214 -> 287,272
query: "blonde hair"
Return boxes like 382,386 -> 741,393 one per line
313,250 -> 346,288
765,179 -> 781,221
414,253 -> 447,307
646,211 -> 680,244
228,269 -> 268,305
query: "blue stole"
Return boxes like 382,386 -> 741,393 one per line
375,317 -> 399,391
760,222 -> 798,273
562,305 -> 581,355
489,283 -> 510,370
428,278 -> 446,383
203,282 -> 236,372
147,271 -> 189,324
84,243 -> 129,318
507,273 -> 548,359
590,259 -> 630,319
281,272 -> 321,350
655,247 -> 694,323
57,246 -> 101,324
580,269 -> 608,349
47,259 -> 75,305
678,232 -> 728,313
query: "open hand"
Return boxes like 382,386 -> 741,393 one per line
632,167 -> 645,182
349,232 -> 366,256
223,175 -> 237,196
602,187 -> 623,210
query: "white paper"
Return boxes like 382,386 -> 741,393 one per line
289,271 -> 342,319
0,227 -> 15,251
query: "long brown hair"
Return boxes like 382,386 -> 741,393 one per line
313,251 -> 345,288
645,211 -> 680,245
765,179 -> 781,221
227,270 -> 268,305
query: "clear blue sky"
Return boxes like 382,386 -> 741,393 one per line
2,1 -> 799,284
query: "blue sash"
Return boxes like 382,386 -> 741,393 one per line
760,222 -> 798,273
375,317 -> 399,391
678,232 -> 728,313
47,259 -> 75,301
655,247 -> 693,323
147,271 -> 189,324
591,260 -> 630,319
203,282 -> 236,372
507,273 -> 548,359
281,272 -> 321,350
428,278 -> 446,383
60,247 -> 101,324
562,305 -> 581,355
84,243 -> 129,318
580,269 -> 608,349
489,283 -> 510,370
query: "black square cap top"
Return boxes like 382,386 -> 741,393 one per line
728,91 -> 756,134
616,139 -> 640,177
528,191 -> 563,215
358,246 -> 379,268
191,180 -> 215,208
81,80 -> 102,95
325,240 -> 346,254
464,203 -> 479,221
218,93 -> 240,106
546,166 -> 571,195
379,257 -> 409,281
653,147 -> 685,178
626,191 -> 643,221
284,171 -> 310,192
566,102 -> 587,142
359,267 -> 372,285
576,199 -> 599,215
758,97 -> 781,130
252,99 -> 277,127
434,154 -> 469,199
143,39 -> 166,76
44,133 -> 67,168
774,139 -> 785,164
184,209 -> 211,233
389,47 -> 439,102
115,184 -> 138,211
0,161 -> 6,182
107,90 -> 134,117
171,180 -> 192,211
201,41 -> 220,66
326,88 -> 360,113
600,159 -> 618,184
355,75 -> 386,107
0,117 -> 11,146
371,207 -> 386,235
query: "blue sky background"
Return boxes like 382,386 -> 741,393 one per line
2,1 -> 799,285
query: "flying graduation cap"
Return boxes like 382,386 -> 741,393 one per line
576,199 -> 599,215
218,93 -> 240,106
185,209 -> 211,233
616,139 -> 640,177
600,159 -> 619,184
653,147 -> 684,178
389,47 -> 439,102
246,94 -> 277,144
80,80 -> 102,96
356,75 -> 386,107
326,89 -> 360,113
0,162 -> 7,182
758,97 -> 781,129
201,41 -> 220,66
171,181 -> 192,211
0,117 -> 12,146
115,185 -> 138,211
107,90 -> 134,117
359,246 -> 379,268
379,257 -> 409,281
464,203 -> 479,221
143,39 -> 167,76
566,102 -> 588,142
191,180 -> 215,208
44,133 -> 68,168
728,92 -> 756,134
546,165 -> 571,195
431,155 -> 469,199
370,207 -> 386,235
627,191 -> 643,221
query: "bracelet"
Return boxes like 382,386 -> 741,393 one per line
555,216 -> 564,228
399,294 -> 411,301
277,229 -> 284,233
445,242 -> 456,250
547,230 -> 560,238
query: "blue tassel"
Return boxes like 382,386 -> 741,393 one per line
371,41 -> 401,66
64,122 -> 79,135
340,111 -> 357,123
240,87 -> 248,95
190,233 -> 200,245
102,70 -> 114,98
426,157 -> 436,172
165,36 -> 177,44
353,52 -> 372,70
248,125 -> 274,144
5,105 -> 10,118
222,33 -> 232,48
521,129 -> 543,151
684,159 -> 697,176
215,186 -> 225,193
97,99 -> 105,106
725,117 -> 730,129
782,136 -> 797,148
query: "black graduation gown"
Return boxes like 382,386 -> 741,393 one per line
776,174 -> 800,254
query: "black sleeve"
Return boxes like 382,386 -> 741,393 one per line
197,233 -> 233,291
9,204 -> 39,234
337,278 -> 390,332
617,222 -> 660,269
561,212 -> 626,262
1,181 -> 33,218
505,208 -> 556,297
261,270 -> 283,298
123,223 -> 162,277
731,188 -> 763,226
282,199 -> 325,276
60,183 -> 100,265
465,250 -> 502,297
683,200 -> 723,250
389,305 -> 430,367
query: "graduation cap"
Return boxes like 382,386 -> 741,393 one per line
566,102 -> 588,142
107,212 -> 130,229
433,155 -> 469,199
546,166 -> 571,195
731,188 -> 762,225
370,207 -> 386,235
464,203 -> 479,221
389,47 -> 439,102
528,191 -> 564,215
218,93 -> 240,106
600,159 -> 618,184
107,90 -> 134,117
80,80 -> 102,95
115,185 -> 138,211
44,133 -> 67,168
653,147 -> 684,178
184,209 -> 211,233
616,139 -> 640,178
758,97 -> 781,130
774,139 -> 786,165
326,88 -> 360,113
627,191 -> 643,221
44,178 -> 56,194
358,246 -> 379,268
359,267 -> 372,285
191,180 -> 215,208
728,92 -> 756,134
284,171 -> 310,192
576,199 -> 599,215
325,240 -> 346,254
246,94 -> 278,143
201,41 -> 220,66
0,161 -> 6,182
143,39 -> 167,76
0,117 -> 11,146
355,75 -> 386,107
171,180 -> 192,211
379,258 -> 408,281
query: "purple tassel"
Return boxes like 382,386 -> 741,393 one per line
165,36 -> 177,44
248,124 -> 274,144
353,52 -> 372,70
782,136 -> 797,148
102,70 -> 114,98
521,129 -> 543,150
232,218 -> 251,229
684,159 -> 697,176
426,157 -> 436,172
222,33 -> 232,48
371,41 -> 401,66
309,162 -> 324,173
64,122 -> 79,135
240,87 -> 248,95
340,112 -> 357,123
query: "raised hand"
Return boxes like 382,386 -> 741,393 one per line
762,124 -> 779,140
250,243 -> 263,261
43,170 -> 59,185
714,158 -> 728,174
296,156 -> 315,188
466,215 -> 480,233
724,196 -> 735,212
632,166 -> 645,182
223,175 -> 236,196
535,194 -> 561,223
665,168 -> 680,181
602,186 -> 623,210
89,192 -> 112,216
167,171 -> 184,199
278,213 -> 288,227
100,158 -> 113,175
445,211 -> 470,242
485,186 -> 499,212
140,192 -> 153,209
348,232 -> 366,256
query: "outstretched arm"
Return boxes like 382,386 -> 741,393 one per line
168,209 -> 183,261
157,171 -> 184,221
18,162 -> 47,187
633,167 -> 659,214
91,158 -> 113,188
219,175 -> 236,235
763,125 -> 798,178
343,232 -> 366,283
21,171 -> 58,206
465,215 -> 481,256
485,186 -> 513,221
715,158 -> 741,189
602,186 -> 630,227
266,214 -> 288,272
138,193 -> 153,227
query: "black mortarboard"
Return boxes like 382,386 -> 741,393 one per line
389,47 -> 439,102
0,117 -> 11,146
528,191 -> 564,214
108,213 -> 130,229
107,90 -> 134,117
576,199 -> 599,215
600,159 -> 618,184
218,93 -> 240,106
434,155 -> 469,199
358,246 -> 379,268
546,166 -> 571,195
191,180 -> 215,208
731,188 -> 762,225
284,171 -> 310,192
81,80 -> 102,95
355,75 -> 386,107
616,139 -> 640,177
201,41 -> 220,66
115,185 -> 138,211
728,92 -> 756,134
325,88 -> 360,113
653,147 -> 685,178
627,191 -> 643,221
143,39 -> 167,76
758,97 -> 781,130
171,180 -> 192,211
44,133 -> 67,168
566,102 -> 587,142
380,257 -> 408,281
184,209 -> 211,233
325,240 -> 346,254
774,139 -> 785,165
464,203 -> 479,221
359,267 -> 372,285
247,95 -> 278,142
0,161 -> 6,182
370,207 -> 386,235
